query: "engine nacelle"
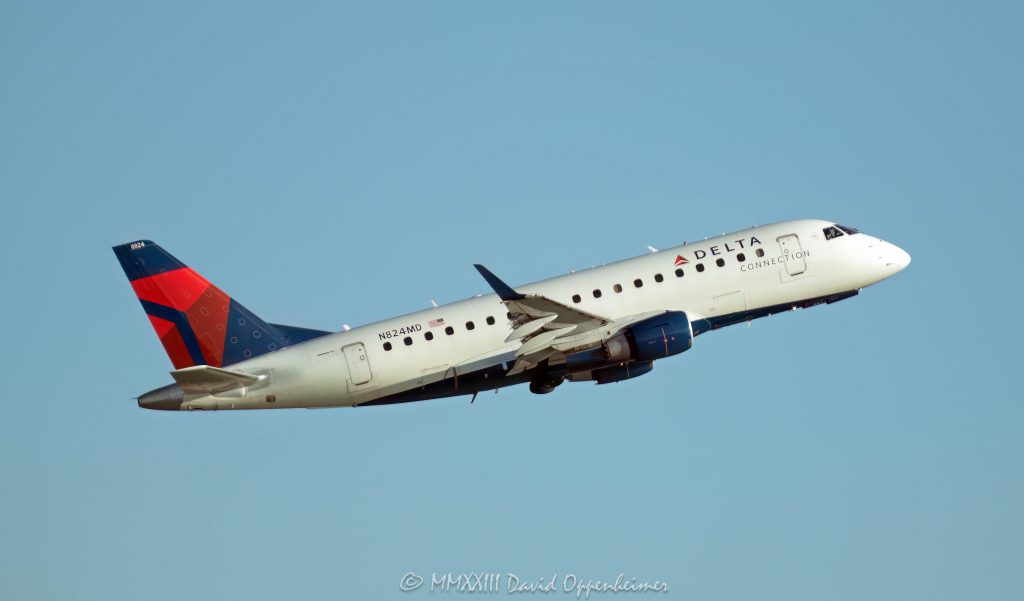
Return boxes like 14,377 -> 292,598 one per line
630,310 -> 693,361
593,360 -> 654,384
564,311 -> 693,371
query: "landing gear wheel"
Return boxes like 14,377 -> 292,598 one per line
529,377 -> 564,395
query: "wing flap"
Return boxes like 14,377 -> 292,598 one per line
505,314 -> 558,342
474,264 -> 614,374
515,325 -> 577,357
505,296 -> 604,327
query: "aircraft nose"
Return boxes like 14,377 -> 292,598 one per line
138,383 -> 184,411
887,243 -> 912,271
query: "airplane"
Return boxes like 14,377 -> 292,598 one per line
114,219 -> 910,411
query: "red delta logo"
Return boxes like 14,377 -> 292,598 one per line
674,254 -> 689,266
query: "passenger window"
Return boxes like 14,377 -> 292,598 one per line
654,273 -> 664,283
466,321 -> 475,331
716,258 -> 725,267
593,289 -> 602,298
572,294 -> 581,303
614,283 -> 623,293
634,278 -> 643,288
823,226 -> 844,240
383,342 -> 392,351
696,264 -> 705,272
737,253 -> 745,262
675,268 -> 684,277
445,326 -> 454,335
756,248 -> 764,258
425,331 -> 433,341
507,312 -> 514,320
403,336 -> 413,346
486,316 -> 495,325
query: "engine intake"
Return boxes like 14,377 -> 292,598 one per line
630,310 -> 693,361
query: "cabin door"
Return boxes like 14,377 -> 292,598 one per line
777,234 -> 806,276
342,343 -> 373,385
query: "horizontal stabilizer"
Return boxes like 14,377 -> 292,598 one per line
171,365 -> 262,394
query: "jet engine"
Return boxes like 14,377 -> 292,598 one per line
564,311 -> 694,372
592,360 -> 654,384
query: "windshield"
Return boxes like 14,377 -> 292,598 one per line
823,225 -> 844,240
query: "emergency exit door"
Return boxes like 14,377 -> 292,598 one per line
777,234 -> 806,276
342,343 -> 372,385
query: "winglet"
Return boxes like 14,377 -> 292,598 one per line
474,264 -> 526,301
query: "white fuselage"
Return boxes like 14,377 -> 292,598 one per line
173,219 -> 909,410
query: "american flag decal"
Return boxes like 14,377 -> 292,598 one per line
429,318 -> 445,328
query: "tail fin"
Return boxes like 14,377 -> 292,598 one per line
113,240 -> 329,369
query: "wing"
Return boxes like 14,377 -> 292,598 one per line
474,264 -> 659,376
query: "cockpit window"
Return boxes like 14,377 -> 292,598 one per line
823,226 -> 844,240
836,224 -> 860,235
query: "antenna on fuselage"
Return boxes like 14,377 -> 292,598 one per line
647,245 -> 658,253
430,299 -> 438,307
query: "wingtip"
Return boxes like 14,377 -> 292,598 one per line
473,263 -> 525,301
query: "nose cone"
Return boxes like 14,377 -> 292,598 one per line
886,243 -> 912,271
138,383 -> 184,411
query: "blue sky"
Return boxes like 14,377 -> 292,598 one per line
1,1 -> 1021,599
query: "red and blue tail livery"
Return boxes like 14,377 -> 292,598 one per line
113,240 -> 328,369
